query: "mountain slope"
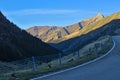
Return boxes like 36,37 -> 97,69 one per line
0,11 -> 59,61
64,13 -> 104,33
27,26 -> 69,42
50,18 -> 120,53
27,13 -> 104,42
52,12 -> 120,43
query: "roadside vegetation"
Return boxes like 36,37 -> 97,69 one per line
0,36 -> 113,80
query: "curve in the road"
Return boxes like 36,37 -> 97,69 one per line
31,36 -> 120,80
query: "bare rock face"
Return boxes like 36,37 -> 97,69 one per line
27,13 -> 104,42
64,13 -> 104,33
0,11 -> 59,61
81,13 -> 104,26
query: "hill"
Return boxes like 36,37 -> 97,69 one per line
52,12 -> 120,43
51,19 -> 120,53
0,11 -> 59,61
27,13 -> 104,42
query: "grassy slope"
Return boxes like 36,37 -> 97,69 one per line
52,12 -> 120,43
27,13 -> 104,43
0,36 -> 113,80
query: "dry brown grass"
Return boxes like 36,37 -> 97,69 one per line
53,12 -> 120,43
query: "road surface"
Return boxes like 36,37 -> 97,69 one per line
32,36 -> 120,80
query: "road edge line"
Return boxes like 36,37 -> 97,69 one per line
31,39 -> 115,80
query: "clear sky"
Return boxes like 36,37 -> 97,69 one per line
0,0 -> 120,29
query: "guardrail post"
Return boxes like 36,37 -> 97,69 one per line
32,56 -> 36,72
78,50 -> 80,59
59,53 -> 62,65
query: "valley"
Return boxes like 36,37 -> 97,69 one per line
0,10 -> 120,80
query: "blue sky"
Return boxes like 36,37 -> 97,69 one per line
0,0 -> 120,29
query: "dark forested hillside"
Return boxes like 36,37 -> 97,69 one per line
0,11 -> 59,61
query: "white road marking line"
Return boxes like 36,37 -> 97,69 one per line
31,39 -> 115,80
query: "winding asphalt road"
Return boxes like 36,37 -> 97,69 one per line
31,36 -> 120,80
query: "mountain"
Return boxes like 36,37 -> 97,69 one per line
27,13 -> 104,42
26,12 -> 120,53
50,12 -> 120,53
27,26 -> 68,42
0,11 -> 59,61
52,12 -> 120,43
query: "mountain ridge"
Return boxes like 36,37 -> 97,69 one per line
27,13 -> 104,42
51,12 -> 120,43
48,12 -> 120,53
50,19 -> 120,53
0,11 -> 59,61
